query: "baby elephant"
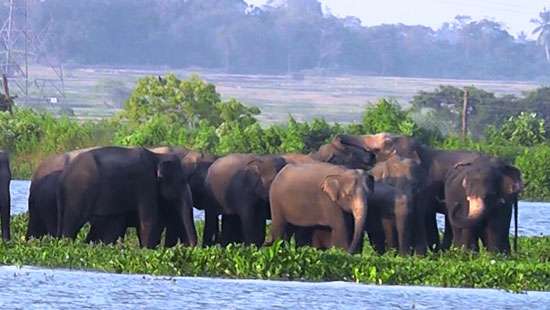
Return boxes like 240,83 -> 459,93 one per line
267,162 -> 374,254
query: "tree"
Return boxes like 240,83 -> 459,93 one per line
531,8 -> 550,63
118,74 -> 259,129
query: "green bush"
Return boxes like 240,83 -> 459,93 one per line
2,214 -> 548,291
515,144 -> 550,200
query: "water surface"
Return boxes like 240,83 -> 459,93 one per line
0,266 -> 548,309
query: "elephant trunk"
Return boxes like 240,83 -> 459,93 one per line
450,196 -> 486,229
180,184 -> 197,247
348,192 -> 368,254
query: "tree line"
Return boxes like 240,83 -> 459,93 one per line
9,0 -> 549,80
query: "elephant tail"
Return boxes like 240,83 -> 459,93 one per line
513,197 -> 518,253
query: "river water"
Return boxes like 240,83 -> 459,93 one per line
4,180 -> 550,308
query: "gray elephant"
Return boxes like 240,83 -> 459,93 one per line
150,147 -> 217,246
339,133 -> 483,253
445,157 -> 523,253
205,154 -> 287,246
57,146 -> 196,249
267,162 -> 374,254
27,147 -> 97,239
0,150 -> 11,241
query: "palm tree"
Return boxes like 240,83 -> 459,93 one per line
531,8 -> 550,63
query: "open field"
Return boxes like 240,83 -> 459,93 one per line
16,65 -> 544,124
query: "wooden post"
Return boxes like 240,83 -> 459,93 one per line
461,87 -> 469,140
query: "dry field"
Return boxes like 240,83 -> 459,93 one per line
18,65 -> 543,124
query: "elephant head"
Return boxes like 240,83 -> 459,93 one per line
157,155 -> 197,246
321,169 -> 374,253
311,136 -> 376,169
338,133 -> 422,163
244,156 -> 287,201
447,159 -> 523,229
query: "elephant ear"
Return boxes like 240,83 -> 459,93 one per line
157,156 -> 183,181
321,174 -> 356,203
321,175 -> 341,202
244,159 -> 274,199
501,165 -> 523,196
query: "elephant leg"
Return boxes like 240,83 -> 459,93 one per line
395,212 -> 413,256
312,227 -> 332,250
240,205 -> 266,247
221,214 -> 242,246
462,228 -> 479,252
330,214 -> 349,251
382,218 -> 397,250
137,200 -> 160,249
26,210 -> 46,240
93,215 -> 128,245
265,204 -> 287,246
366,208 -> 385,254
440,215 -> 453,251
85,222 -> 100,243
292,226 -> 313,247
203,208 -> 219,247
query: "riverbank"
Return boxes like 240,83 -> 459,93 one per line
2,214 -> 548,292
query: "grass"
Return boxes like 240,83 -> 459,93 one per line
20,65 -> 541,124
2,214 -> 549,292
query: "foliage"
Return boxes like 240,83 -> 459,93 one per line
362,98 -> 418,136
515,144 -> 550,200
2,214 -> 549,291
487,112 -> 547,147
117,74 -> 259,130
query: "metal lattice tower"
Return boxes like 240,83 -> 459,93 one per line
0,0 -> 65,105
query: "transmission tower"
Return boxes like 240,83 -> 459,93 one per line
0,0 -> 65,106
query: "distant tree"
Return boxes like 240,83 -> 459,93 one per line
531,8 -> 550,63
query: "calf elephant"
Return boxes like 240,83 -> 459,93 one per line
339,133 -> 482,252
58,147 -> 197,249
267,162 -> 374,254
0,151 -> 11,241
27,147 -> 97,239
369,154 -> 424,255
445,157 -> 523,253
205,154 -> 287,246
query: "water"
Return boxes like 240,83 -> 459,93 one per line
11,180 -> 550,236
5,180 -> 550,308
0,266 -> 548,309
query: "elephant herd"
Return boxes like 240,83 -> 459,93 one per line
0,132 -> 524,255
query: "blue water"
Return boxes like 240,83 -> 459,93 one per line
3,180 -> 549,309
0,266 -> 548,309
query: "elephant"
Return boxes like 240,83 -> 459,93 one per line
444,157 -> 523,253
0,150 -> 11,241
57,146 -> 197,249
339,133 -> 483,252
27,147 -> 97,239
205,154 -> 287,246
267,162 -> 374,254
368,155 -> 424,255
292,182 -> 411,256
150,147 -> 217,246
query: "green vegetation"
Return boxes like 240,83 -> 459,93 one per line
1,74 -> 550,201
2,214 -> 549,291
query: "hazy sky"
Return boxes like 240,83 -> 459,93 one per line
245,0 -> 548,36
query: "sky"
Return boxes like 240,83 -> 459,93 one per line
245,0 -> 548,37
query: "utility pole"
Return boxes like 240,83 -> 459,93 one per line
0,0 -> 65,106
461,87 -> 469,140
